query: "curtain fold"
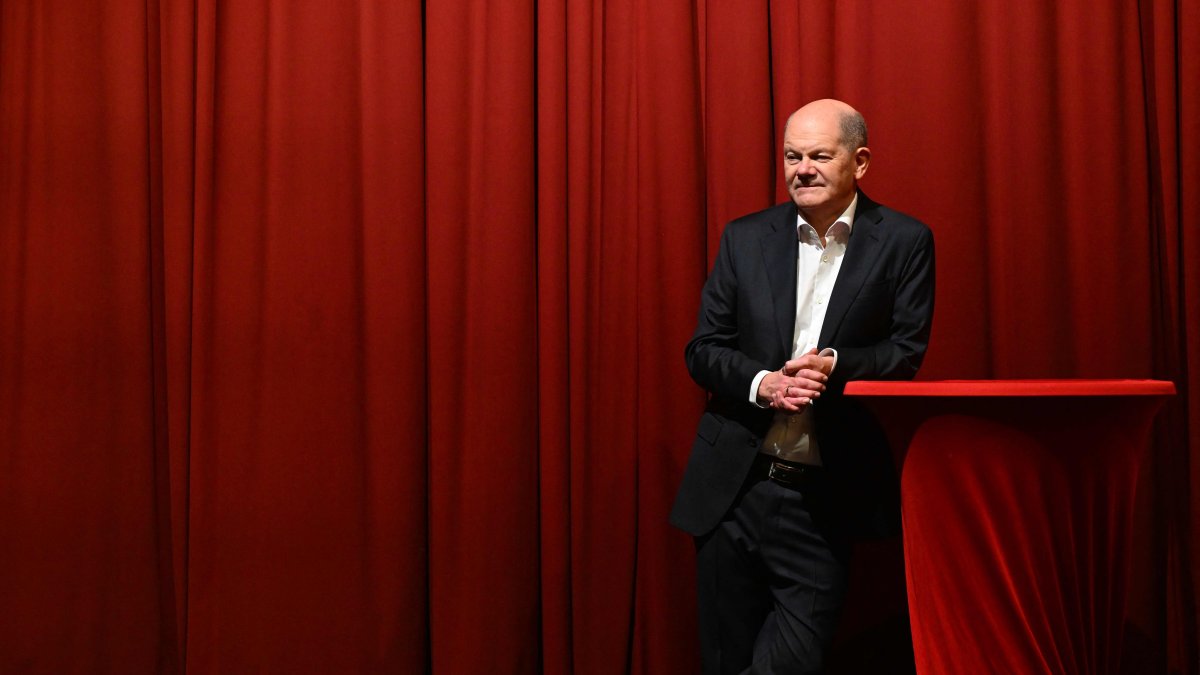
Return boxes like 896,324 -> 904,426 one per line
1141,0 -> 1200,668
1,0 -> 1197,673
0,3 -> 171,672
172,1 -> 431,672
424,0 -> 541,671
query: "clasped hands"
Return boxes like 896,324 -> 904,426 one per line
756,348 -> 834,412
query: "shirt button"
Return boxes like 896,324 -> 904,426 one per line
822,256 -> 829,263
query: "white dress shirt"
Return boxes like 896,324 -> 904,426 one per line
749,195 -> 857,465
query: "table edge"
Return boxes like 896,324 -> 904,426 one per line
843,379 -> 1177,397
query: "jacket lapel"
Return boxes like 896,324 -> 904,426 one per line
819,193 -> 885,346
761,205 -> 799,358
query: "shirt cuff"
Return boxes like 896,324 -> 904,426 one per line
749,370 -> 770,408
819,347 -> 838,374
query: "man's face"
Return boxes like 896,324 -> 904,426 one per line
782,113 -> 869,221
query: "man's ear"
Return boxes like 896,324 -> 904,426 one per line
854,146 -> 872,180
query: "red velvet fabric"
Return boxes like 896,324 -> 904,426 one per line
847,380 -> 1174,673
1,1 -> 1197,673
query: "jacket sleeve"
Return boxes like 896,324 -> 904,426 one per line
683,224 -> 771,403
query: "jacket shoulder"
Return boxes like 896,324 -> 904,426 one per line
867,201 -> 933,240
719,202 -> 794,238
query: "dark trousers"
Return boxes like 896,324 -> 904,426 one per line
695,458 -> 850,675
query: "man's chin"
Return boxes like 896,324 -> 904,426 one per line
790,193 -> 826,208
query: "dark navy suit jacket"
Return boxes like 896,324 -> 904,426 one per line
671,191 -> 935,537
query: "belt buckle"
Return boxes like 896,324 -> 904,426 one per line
767,460 -> 804,487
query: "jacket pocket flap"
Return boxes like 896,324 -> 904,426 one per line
696,413 -> 724,445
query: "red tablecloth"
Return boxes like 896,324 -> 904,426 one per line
845,379 -> 1175,674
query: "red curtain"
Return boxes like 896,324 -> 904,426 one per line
1,1 -> 1196,673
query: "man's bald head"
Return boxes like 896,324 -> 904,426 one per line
785,99 -> 868,151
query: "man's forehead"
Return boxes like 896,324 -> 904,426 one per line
783,131 -> 840,148
785,116 -> 841,140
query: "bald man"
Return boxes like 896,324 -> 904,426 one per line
672,99 -> 935,673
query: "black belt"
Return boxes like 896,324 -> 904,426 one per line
754,453 -> 823,490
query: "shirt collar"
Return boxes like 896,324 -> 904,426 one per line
797,193 -> 858,239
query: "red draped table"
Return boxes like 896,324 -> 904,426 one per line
844,380 -> 1175,674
